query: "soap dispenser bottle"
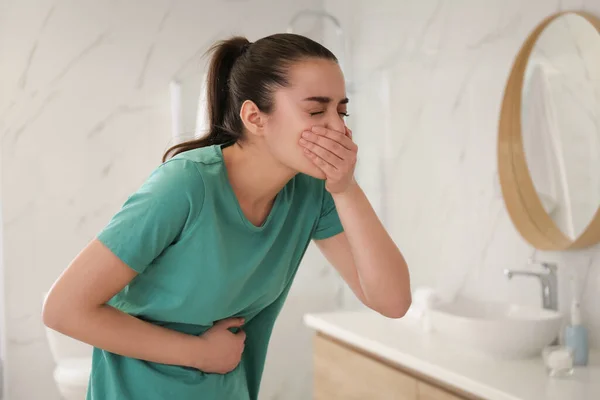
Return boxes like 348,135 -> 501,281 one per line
564,299 -> 589,366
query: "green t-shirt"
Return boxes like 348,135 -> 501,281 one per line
87,144 -> 344,400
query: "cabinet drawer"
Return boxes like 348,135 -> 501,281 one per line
313,334 -> 418,400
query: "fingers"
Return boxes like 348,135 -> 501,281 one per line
303,148 -> 338,176
216,317 -> 245,329
299,126 -> 354,166
299,126 -> 357,164
300,125 -> 358,176
300,134 -> 343,167
311,126 -> 356,151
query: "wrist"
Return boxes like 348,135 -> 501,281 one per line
331,179 -> 360,200
183,335 -> 208,370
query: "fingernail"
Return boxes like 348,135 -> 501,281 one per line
299,138 -> 308,145
311,126 -> 321,132
302,131 -> 311,138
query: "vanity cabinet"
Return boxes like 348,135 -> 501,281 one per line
313,333 -> 477,400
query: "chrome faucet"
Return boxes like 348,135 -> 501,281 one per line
503,261 -> 558,311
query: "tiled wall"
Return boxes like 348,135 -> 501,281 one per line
325,0 -> 600,349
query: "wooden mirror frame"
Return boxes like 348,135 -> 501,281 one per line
498,11 -> 600,251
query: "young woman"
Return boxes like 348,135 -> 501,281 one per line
43,33 -> 411,400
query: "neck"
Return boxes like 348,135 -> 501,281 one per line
222,141 -> 296,208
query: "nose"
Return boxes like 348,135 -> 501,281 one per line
323,112 -> 346,134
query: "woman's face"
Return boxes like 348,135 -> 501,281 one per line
262,58 -> 348,179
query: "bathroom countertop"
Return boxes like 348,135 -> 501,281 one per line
304,310 -> 600,400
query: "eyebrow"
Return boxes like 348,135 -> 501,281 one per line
303,96 -> 349,105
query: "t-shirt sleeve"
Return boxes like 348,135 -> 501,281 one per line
312,185 -> 344,240
96,159 -> 204,273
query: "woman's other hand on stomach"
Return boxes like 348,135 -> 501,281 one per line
192,317 -> 246,374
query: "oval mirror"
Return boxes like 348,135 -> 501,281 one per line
499,11 -> 600,250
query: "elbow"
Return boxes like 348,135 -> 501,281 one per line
42,291 -> 66,331
42,295 -> 57,330
373,294 -> 412,319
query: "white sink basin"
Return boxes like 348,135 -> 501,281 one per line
428,298 -> 563,359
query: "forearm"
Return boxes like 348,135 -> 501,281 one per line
332,182 -> 411,316
45,303 -> 200,368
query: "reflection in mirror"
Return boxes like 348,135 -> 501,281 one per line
521,13 -> 600,240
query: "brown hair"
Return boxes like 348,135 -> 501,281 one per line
163,33 -> 337,161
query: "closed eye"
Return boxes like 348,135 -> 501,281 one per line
310,111 -> 350,118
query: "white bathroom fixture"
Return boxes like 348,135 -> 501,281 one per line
428,297 -> 562,359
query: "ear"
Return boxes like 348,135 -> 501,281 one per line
240,100 -> 266,137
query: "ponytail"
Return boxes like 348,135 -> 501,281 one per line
163,37 -> 250,162
163,34 -> 337,162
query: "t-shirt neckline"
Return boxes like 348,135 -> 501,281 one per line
214,144 -> 283,232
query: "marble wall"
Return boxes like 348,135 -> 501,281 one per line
324,0 -> 600,352
0,1 -> 345,399
4,0 -> 600,399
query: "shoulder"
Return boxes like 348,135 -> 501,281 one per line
149,158 -> 204,195
141,147 -> 220,205
170,145 -> 222,166
159,144 -> 223,179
